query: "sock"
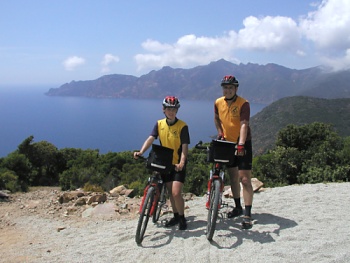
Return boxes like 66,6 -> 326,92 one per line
173,212 -> 179,219
245,205 -> 252,217
234,198 -> 242,209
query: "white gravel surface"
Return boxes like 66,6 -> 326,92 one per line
1,182 -> 350,263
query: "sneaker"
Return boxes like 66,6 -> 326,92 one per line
242,216 -> 253,229
165,217 -> 179,227
179,217 -> 187,230
227,207 -> 243,218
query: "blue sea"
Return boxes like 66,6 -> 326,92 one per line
0,87 -> 266,157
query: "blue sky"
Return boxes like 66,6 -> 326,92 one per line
1,0 -> 350,87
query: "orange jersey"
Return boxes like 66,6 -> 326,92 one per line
214,96 -> 251,143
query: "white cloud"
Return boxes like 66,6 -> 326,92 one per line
101,53 -> 119,73
299,0 -> 350,70
134,0 -> 350,72
134,16 -> 301,72
237,16 -> 300,51
135,34 -> 237,72
63,56 -> 85,71
320,48 -> 350,71
300,0 -> 350,50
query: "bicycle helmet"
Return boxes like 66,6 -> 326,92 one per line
221,75 -> 239,87
162,96 -> 180,108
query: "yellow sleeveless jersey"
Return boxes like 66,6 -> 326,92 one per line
157,118 -> 187,165
215,96 -> 249,143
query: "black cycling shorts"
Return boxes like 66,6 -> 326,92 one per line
162,166 -> 186,184
227,140 -> 252,170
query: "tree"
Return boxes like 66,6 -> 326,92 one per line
254,122 -> 348,187
29,141 -> 61,185
0,170 -> 21,193
1,152 -> 31,191
17,136 -> 63,186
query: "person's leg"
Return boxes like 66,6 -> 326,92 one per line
229,166 -> 240,199
170,181 -> 187,230
237,140 -> 254,228
167,181 -> 184,214
227,166 -> 243,218
239,169 -> 253,209
239,169 -> 253,229
166,181 -> 176,210
165,181 -> 187,229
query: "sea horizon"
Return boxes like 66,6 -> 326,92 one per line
0,87 -> 266,157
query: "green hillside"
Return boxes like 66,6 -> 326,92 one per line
251,96 -> 350,156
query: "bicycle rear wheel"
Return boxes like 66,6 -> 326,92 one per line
135,186 -> 155,244
206,179 -> 221,241
152,183 -> 166,223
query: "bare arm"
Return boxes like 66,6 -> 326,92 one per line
239,102 -> 250,145
175,143 -> 188,172
214,112 -> 224,137
133,136 -> 155,158
238,120 -> 249,145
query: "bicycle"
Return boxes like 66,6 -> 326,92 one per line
195,139 -> 236,241
135,144 -> 173,245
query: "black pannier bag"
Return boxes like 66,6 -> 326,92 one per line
207,140 -> 236,164
147,144 -> 174,173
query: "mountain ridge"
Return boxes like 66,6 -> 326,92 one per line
46,59 -> 350,104
251,96 -> 350,155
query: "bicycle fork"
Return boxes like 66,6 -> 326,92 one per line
139,185 -> 160,216
206,173 -> 224,209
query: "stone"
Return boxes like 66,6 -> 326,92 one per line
58,191 -> 85,204
87,193 -> 107,205
109,185 -> 127,196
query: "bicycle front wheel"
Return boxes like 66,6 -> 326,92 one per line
135,186 -> 155,244
152,184 -> 166,223
206,179 -> 221,241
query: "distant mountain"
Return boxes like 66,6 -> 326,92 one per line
251,96 -> 350,155
45,59 -> 350,104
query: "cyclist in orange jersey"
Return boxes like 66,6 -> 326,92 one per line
214,75 -> 253,229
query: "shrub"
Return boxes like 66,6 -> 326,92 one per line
83,182 -> 104,193
0,170 -> 21,193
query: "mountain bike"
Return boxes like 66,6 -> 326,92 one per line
135,144 -> 173,245
195,139 -> 235,241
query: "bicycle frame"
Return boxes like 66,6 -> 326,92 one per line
139,173 -> 162,216
135,155 -> 171,245
195,140 -> 232,241
207,163 -> 225,207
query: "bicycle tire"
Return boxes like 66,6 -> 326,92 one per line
152,184 -> 166,223
206,179 -> 221,241
135,186 -> 155,244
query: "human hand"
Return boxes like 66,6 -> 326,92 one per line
217,133 -> 224,140
133,152 -> 142,159
175,162 -> 185,172
235,144 -> 245,156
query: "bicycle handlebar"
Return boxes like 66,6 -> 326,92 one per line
133,153 -> 146,161
195,140 -> 208,150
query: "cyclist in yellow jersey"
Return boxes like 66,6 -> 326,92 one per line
214,75 -> 254,229
134,96 -> 190,231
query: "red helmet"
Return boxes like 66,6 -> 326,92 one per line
162,96 -> 180,109
221,75 -> 239,87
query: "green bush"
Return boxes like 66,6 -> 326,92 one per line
0,170 -> 21,193
83,182 -> 104,193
